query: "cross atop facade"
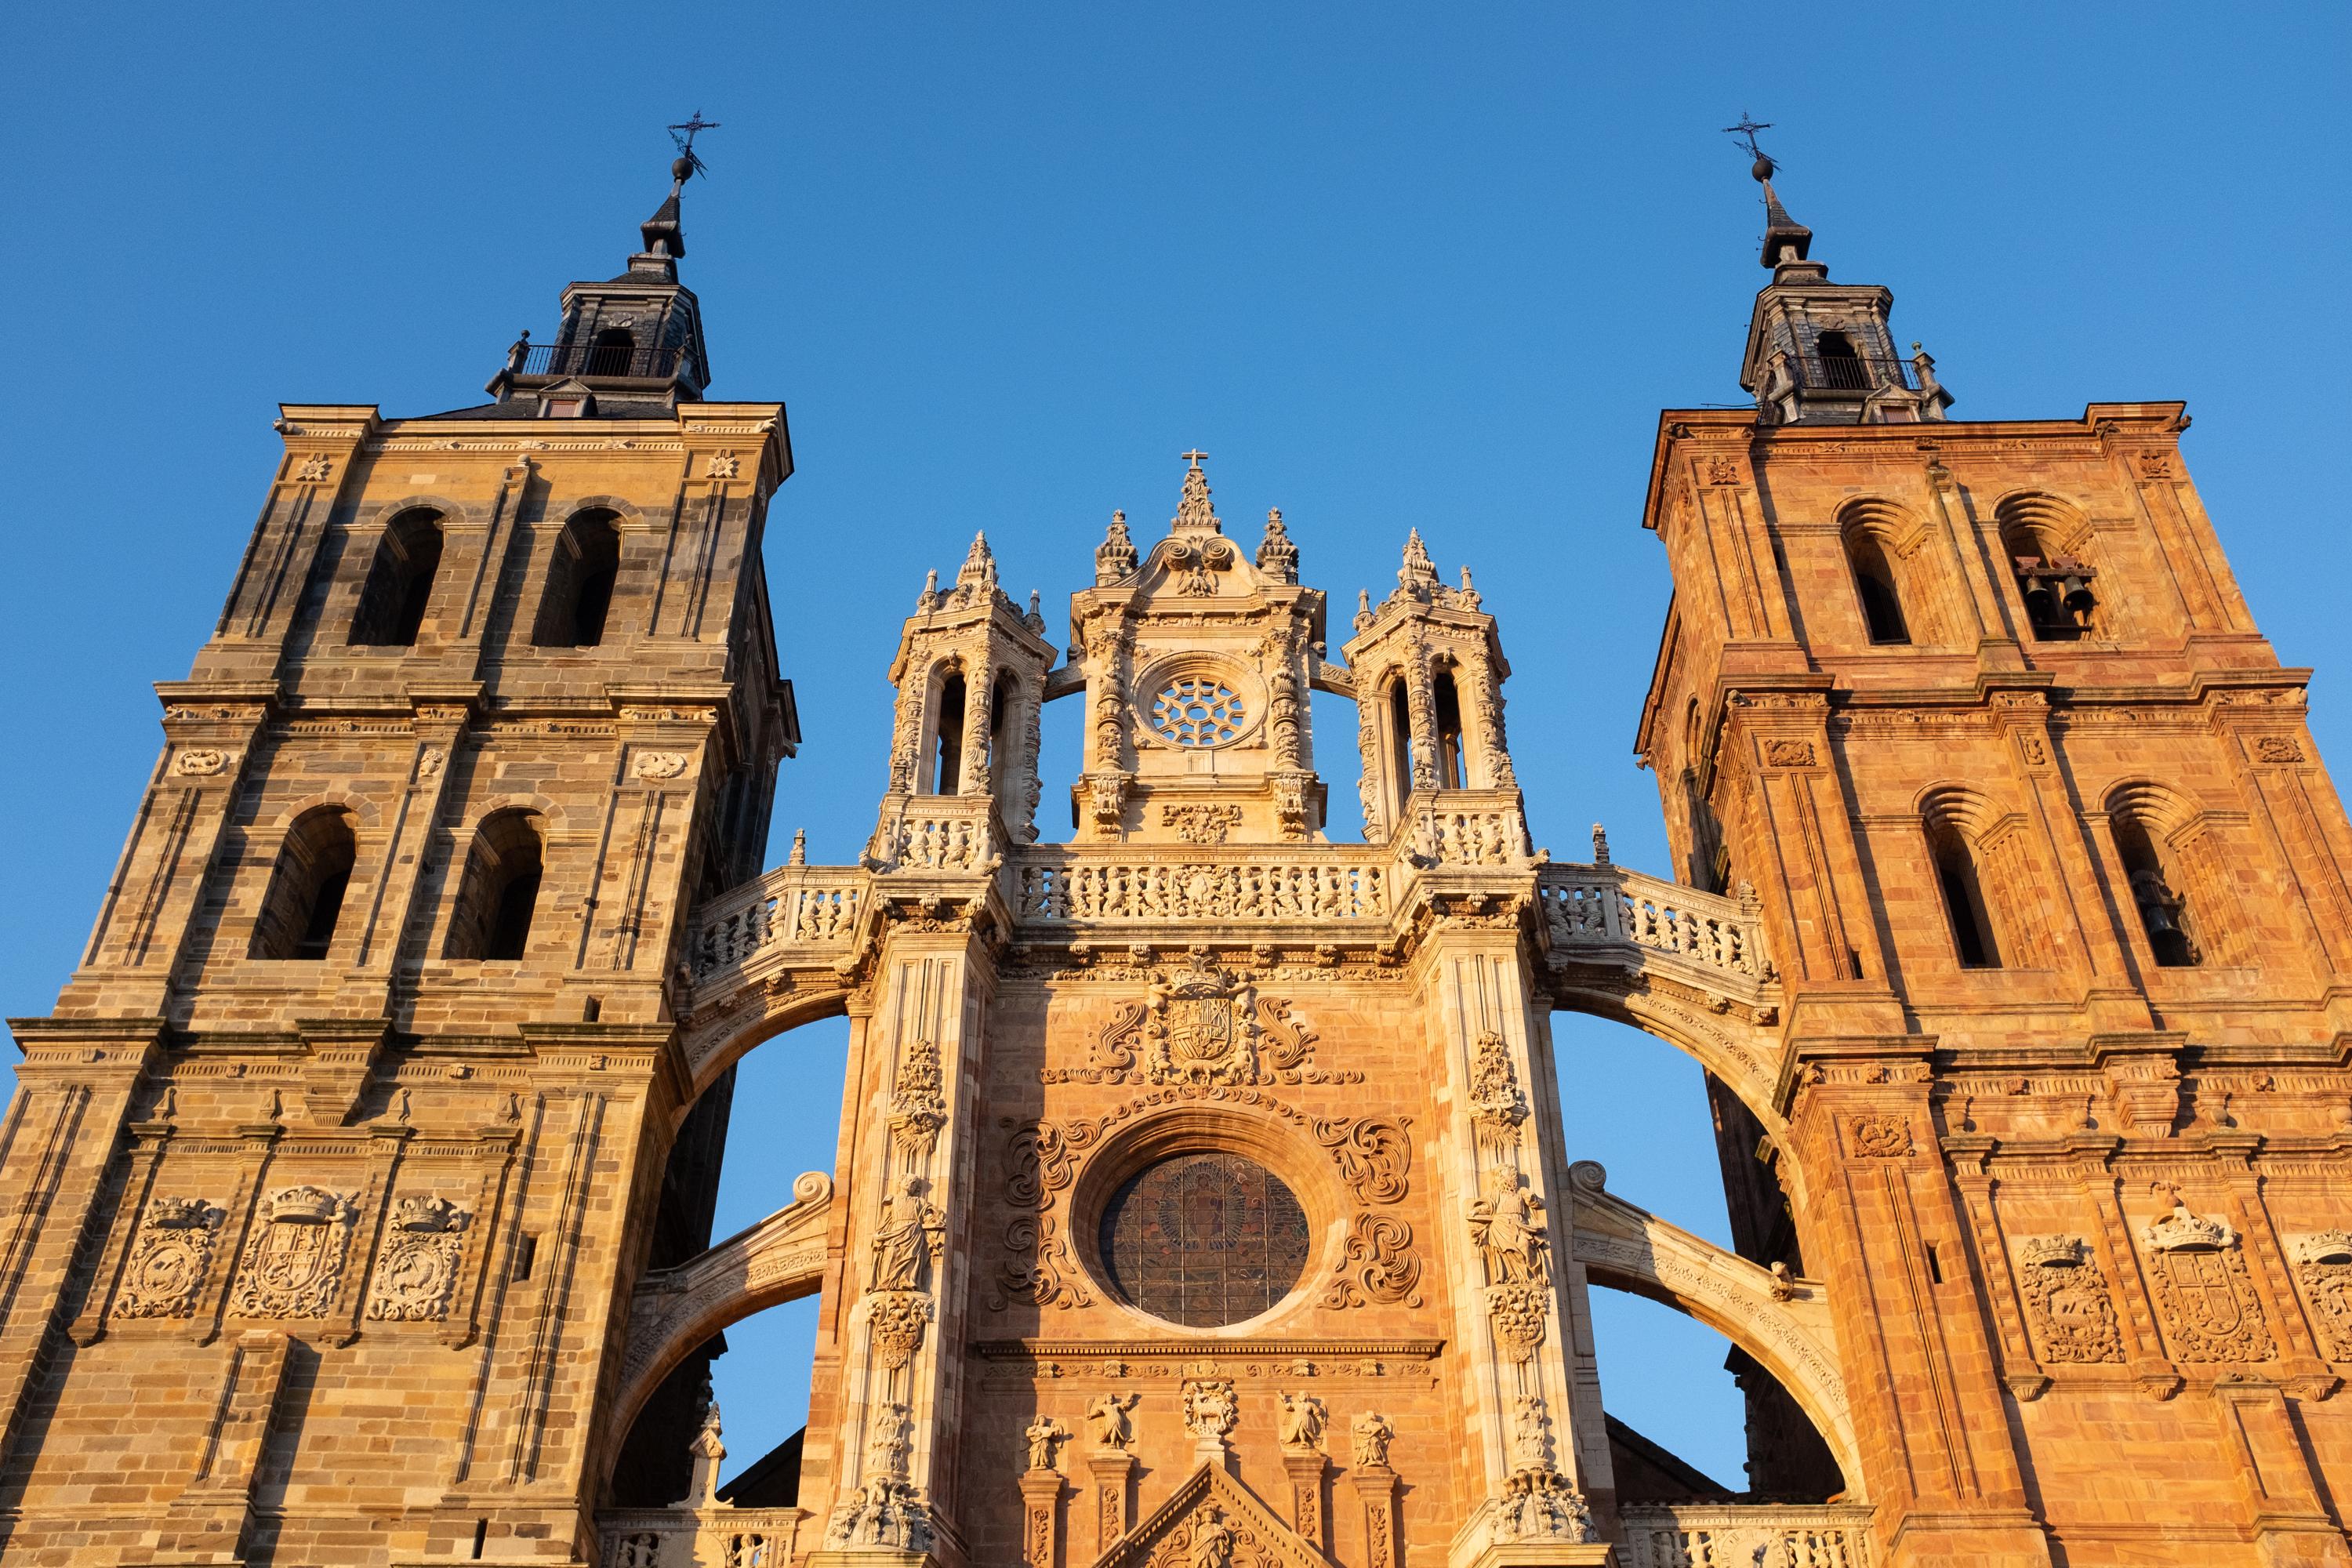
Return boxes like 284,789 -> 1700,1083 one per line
669,111 -> 721,177
1722,113 -> 1777,181
1181,449 -> 1209,470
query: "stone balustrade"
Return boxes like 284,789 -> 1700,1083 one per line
1537,863 -> 1770,983
601,1508 -> 807,1567
870,795 -> 996,873
1616,1504 -> 1875,1568
1011,851 -> 1394,923
684,866 -> 865,983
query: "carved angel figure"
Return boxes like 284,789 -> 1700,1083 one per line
1276,1392 -> 1327,1452
1352,1410 -> 1395,1468
870,1176 -> 945,1292
1024,1415 -> 1066,1472
1469,1169 -> 1551,1286
1087,1392 -> 1140,1450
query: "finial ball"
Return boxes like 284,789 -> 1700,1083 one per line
1751,154 -> 1776,184
673,154 -> 695,183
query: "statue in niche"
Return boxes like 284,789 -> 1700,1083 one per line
1087,1392 -> 1140,1450
870,1175 -> 946,1291
1469,1167 -> 1551,1286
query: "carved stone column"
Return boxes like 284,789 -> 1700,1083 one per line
1281,1450 -> 1327,1551
1421,922 -> 1609,1566
1017,1468 -> 1063,1568
1351,1465 -> 1400,1568
1086,1450 -> 1134,1555
811,923 -> 990,1566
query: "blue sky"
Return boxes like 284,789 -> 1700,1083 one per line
5,2 -> 2347,1493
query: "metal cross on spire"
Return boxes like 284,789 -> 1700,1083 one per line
1722,112 -> 1777,182
668,111 -> 721,179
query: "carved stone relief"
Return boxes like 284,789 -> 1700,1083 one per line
1469,1031 -> 1529,1160
2013,1234 -> 2124,1364
231,1186 -> 357,1319
366,1195 -> 473,1322
2288,1231 -> 2352,1361
1311,1117 -> 1410,1205
889,1036 -> 946,1165
1844,1114 -> 1913,1159
1326,1214 -> 1421,1308
1051,956 -> 1345,1087
2139,1200 -> 2275,1363
112,1196 -> 223,1320
1161,804 -> 1244,845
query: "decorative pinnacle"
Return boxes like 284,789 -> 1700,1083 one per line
1174,456 -> 1221,533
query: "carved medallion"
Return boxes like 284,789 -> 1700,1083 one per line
368,1195 -> 473,1322
2013,1234 -> 2124,1363
2288,1232 -> 2352,1360
2140,1203 -> 2275,1363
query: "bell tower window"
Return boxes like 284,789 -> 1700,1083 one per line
1847,535 -> 1910,644
1814,329 -> 1867,390
1432,670 -> 1465,789
532,511 -> 622,648
586,326 -> 635,376
249,808 -> 358,961
2114,813 -> 2200,967
349,510 -> 445,647
1930,823 -> 2002,969
1386,677 -> 1414,809
445,810 -> 546,961
932,671 -> 967,795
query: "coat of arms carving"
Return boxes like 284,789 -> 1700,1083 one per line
2140,1200 -> 2274,1363
113,1196 -> 223,1320
232,1185 -> 357,1319
2013,1234 -> 2123,1363
2288,1230 -> 2352,1360
367,1194 -> 473,1322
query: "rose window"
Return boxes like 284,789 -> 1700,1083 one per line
1151,678 -> 1247,747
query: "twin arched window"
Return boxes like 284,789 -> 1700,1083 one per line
249,808 -> 358,960
533,511 -> 622,648
444,809 -> 546,961
349,510 -> 445,647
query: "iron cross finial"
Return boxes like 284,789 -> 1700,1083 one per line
669,111 -> 721,178
1180,449 -> 1209,470
1722,113 -> 1777,181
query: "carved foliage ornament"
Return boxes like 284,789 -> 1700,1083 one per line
1161,803 -> 1245,845
1845,1114 -> 1914,1159
231,1186 -> 356,1319
1325,1213 -> 1421,1308
2140,1200 -> 2275,1363
2013,1234 -> 2124,1364
114,1196 -> 224,1320
367,1194 -> 474,1322
994,1117 -> 1102,1311
890,1036 -> 947,1164
1311,1116 -> 1410,1205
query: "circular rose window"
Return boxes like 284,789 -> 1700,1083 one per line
1151,677 -> 1247,747
1098,1153 -> 1309,1327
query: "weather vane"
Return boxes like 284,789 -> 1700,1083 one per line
1722,112 -> 1777,181
668,111 -> 721,180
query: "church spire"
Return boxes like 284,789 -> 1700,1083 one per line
1724,115 -> 1951,427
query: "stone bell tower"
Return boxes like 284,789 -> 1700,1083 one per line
793,458 -> 1621,1568
0,150 -> 798,1563
1637,156 -> 2352,1567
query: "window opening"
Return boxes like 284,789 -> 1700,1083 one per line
1932,826 -> 2001,969
1098,1153 -> 1308,1327
532,513 -> 622,648
1814,328 -> 1867,390
349,512 -> 445,647
1848,535 -> 1910,644
1386,678 -> 1414,809
2114,814 -> 2200,967
932,671 -> 966,795
2005,528 -> 2097,641
445,811 -> 545,961
586,326 -> 635,376
250,808 -> 358,961
1432,670 -> 1465,789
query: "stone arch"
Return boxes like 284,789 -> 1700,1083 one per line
678,977 -> 858,1111
1566,1162 -> 1860,1496
609,1171 -> 834,1450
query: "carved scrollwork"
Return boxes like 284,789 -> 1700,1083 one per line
1004,1118 -> 1104,1210
1311,1117 -> 1411,1205
1324,1214 -> 1421,1308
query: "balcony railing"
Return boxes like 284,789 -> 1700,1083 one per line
515,341 -> 690,381
1537,863 -> 1772,984
1796,353 -> 1918,393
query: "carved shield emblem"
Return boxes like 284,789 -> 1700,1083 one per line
2158,1248 -> 2245,1336
231,1187 -> 354,1319
1167,998 -> 1234,1065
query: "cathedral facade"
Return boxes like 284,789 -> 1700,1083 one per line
1,152 -> 2349,1568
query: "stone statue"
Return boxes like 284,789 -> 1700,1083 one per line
870,1176 -> 945,1291
1352,1410 -> 1394,1468
1470,1168 -> 1551,1286
1181,1379 -> 1238,1443
1024,1414 -> 1066,1472
1276,1392 -> 1326,1452
1087,1392 -> 1139,1450
1189,1504 -> 1236,1568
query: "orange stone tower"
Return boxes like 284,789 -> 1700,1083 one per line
1634,152 -> 2352,1566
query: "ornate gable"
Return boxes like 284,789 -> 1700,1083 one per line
1089,1461 -> 1324,1568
